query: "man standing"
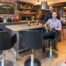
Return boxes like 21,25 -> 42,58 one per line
43,7 -> 53,24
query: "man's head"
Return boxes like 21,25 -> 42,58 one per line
49,6 -> 53,12
52,11 -> 57,19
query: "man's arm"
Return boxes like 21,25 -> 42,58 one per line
55,21 -> 62,31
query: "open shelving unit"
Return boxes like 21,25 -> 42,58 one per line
16,1 -> 38,22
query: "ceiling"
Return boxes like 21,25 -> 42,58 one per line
0,0 -> 66,5
47,0 -> 66,4
18,0 -> 66,5
0,0 -> 66,8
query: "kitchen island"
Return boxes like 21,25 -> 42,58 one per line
5,23 -> 43,58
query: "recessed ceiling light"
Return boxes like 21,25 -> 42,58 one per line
64,7 -> 66,8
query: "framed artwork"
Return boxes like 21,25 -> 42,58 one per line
0,3 -> 15,14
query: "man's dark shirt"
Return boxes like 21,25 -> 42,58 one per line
43,11 -> 52,24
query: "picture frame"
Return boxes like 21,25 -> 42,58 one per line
0,3 -> 15,14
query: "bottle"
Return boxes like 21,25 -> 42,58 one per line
27,21 -> 30,26
36,20 -> 39,25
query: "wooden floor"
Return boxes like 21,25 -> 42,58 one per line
4,29 -> 66,66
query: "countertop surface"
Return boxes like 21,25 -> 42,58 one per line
5,23 -> 43,31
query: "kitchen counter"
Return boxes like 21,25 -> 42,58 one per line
5,23 -> 43,31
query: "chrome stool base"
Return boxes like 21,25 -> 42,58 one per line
46,50 -> 58,58
24,58 -> 41,66
0,60 -> 13,66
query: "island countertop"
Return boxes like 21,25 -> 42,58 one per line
5,24 -> 43,31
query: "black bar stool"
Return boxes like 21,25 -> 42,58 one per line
22,30 -> 42,66
42,30 -> 56,58
0,31 -> 17,66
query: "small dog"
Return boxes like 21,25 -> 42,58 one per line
44,23 -> 50,31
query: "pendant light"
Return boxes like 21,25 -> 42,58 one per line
41,0 -> 48,9
35,0 -> 41,5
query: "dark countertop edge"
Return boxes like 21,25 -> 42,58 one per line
0,22 -> 28,25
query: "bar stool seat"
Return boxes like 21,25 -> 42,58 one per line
22,30 -> 42,66
0,31 -> 17,66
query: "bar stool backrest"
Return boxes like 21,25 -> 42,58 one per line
0,31 -> 16,51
